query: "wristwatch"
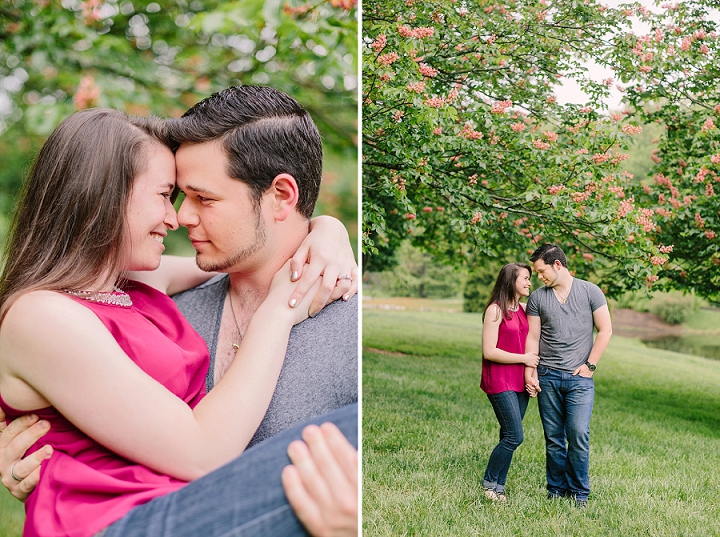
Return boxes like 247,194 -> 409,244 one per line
585,360 -> 597,372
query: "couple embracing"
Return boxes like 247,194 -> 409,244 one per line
480,244 -> 612,507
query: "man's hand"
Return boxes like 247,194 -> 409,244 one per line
281,422 -> 358,537
0,410 -> 53,502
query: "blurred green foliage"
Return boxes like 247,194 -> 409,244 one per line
0,0 -> 358,253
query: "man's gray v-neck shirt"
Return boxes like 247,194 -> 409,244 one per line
173,274 -> 358,447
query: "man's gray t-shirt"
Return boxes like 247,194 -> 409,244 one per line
525,278 -> 607,372
173,274 -> 358,447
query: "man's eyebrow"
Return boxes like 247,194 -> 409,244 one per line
182,184 -> 218,195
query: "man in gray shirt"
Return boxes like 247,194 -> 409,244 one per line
526,244 -> 612,507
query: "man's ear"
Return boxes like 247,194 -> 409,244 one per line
266,173 -> 299,221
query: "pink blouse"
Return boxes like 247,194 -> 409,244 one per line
480,306 -> 528,394
0,281 -> 209,537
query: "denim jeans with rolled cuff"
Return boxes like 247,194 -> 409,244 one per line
537,366 -> 594,501
99,403 -> 358,537
482,390 -> 529,495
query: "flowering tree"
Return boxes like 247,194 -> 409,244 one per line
362,0 -> 717,297
607,1 -> 720,298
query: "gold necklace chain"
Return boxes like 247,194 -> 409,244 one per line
553,287 -> 570,304
228,290 -> 242,354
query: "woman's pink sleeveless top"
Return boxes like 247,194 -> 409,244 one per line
0,281 -> 209,537
480,306 -> 528,394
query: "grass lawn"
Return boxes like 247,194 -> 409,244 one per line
363,309 -> 720,536
0,486 -> 24,537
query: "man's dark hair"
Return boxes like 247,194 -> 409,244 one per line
530,243 -> 568,268
168,85 -> 323,219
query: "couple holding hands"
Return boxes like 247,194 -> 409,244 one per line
480,244 -> 612,507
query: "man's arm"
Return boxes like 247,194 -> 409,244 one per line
0,411 -> 52,501
573,304 -> 612,377
282,422 -> 358,537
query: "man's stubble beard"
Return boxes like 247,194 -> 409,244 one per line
196,208 -> 268,273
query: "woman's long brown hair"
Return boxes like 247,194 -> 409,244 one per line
482,262 -> 532,322
0,108 -> 170,321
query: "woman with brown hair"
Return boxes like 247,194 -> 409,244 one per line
480,262 -> 539,502
0,107 -> 356,537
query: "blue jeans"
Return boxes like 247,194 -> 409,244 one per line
482,390 -> 529,494
537,367 -> 594,500
101,404 -> 358,537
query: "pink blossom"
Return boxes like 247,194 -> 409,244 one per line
592,153 -> 610,164
405,213 -> 416,220
425,96 -> 445,108
638,65 -> 652,73
667,45 -> 675,56
602,78 -> 613,88
422,206 -> 433,213
571,191 -> 591,203
418,63 -> 438,77
681,37 -> 692,51
533,139 -> 550,150
576,148 -> 589,155
695,213 -> 706,228
579,106 -> 593,113
491,100 -> 513,114
468,174 -> 478,185
618,198 -> 635,218
546,96 -> 557,104
543,131 -> 558,142
627,235 -> 635,243
646,275 -> 659,283
705,230 -> 717,239
378,52 -> 399,66
582,253 -> 594,261
510,122 -> 526,132
622,124 -> 643,135
372,34 -> 387,53
393,110 -> 404,122
694,29 -> 707,40
471,212 -> 482,224
707,183 -> 715,196
650,255 -> 667,266
700,44 -> 710,54
433,127 -> 442,135
659,244 -> 674,253
73,76 -> 101,110
460,123 -> 483,140
608,186 -> 626,198
398,25 -> 414,37
407,81 -> 425,93
701,118 -> 715,132
656,208 -> 672,217
655,28 -> 664,42
643,184 -> 652,194
547,185 -> 565,196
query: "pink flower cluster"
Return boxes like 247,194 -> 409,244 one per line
695,212 -> 706,228
460,124 -> 483,140
622,124 -> 643,135
618,197 -> 635,219
708,183 -> 716,196
543,131 -> 558,142
433,127 -> 443,135
706,230 -> 717,240
711,154 -> 720,164
571,191 -> 591,203
425,96 -> 445,108
418,63 -> 438,77
491,100 -> 513,114
701,118 -> 715,132
533,139 -> 550,150
637,208 -> 655,232
407,81 -> 426,93
658,244 -> 674,253
73,76 -> 101,110
592,153 -> 610,164
372,34 -> 387,53
398,25 -> 435,38
547,185 -> 565,196
650,255 -> 666,266
378,52 -> 399,66
471,212 -> 482,224
608,185 -> 626,198
392,174 -> 406,191
510,122 -> 526,132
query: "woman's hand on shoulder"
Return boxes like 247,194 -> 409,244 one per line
288,216 -> 357,317
263,260 -> 322,326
